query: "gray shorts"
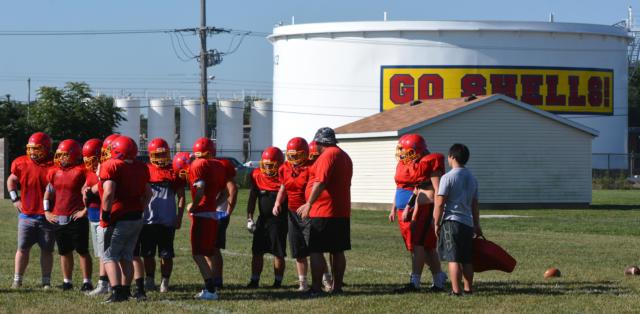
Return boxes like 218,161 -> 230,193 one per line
90,221 -> 104,258
438,220 -> 474,263
17,217 -> 55,252
102,219 -> 143,262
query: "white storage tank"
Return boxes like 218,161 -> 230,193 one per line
180,99 -> 202,152
216,99 -> 244,161
114,97 -> 141,147
148,98 -> 176,150
250,100 -> 273,161
269,21 -> 632,168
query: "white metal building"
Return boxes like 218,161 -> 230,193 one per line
216,100 -> 244,160
148,98 -> 176,150
269,21 -> 630,168
114,97 -> 141,146
335,94 -> 598,209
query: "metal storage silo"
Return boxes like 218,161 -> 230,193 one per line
180,99 -> 201,152
114,97 -> 141,146
148,98 -> 176,150
216,100 -> 244,161
249,100 -> 273,161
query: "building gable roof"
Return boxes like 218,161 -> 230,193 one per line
335,94 -> 599,139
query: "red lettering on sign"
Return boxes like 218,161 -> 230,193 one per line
520,75 -> 543,106
417,74 -> 444,100
461,74 -> 486,97
545,75 -> 566,106
490,74 -> 517,99
390,74 -> 414,104
604,77 -> 610,107
588,77 -> 603,107
568,76 -> 586,106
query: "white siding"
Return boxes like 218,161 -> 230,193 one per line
340,99 -> 594,206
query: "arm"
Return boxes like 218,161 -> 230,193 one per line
297,182 -> 326,219
101,180 -> 116,222
175,186 -> 185,229
189,180 -> 205,213
388,195 -> 396,222
142,183 -> 152,209
246,187 -> 257,221
472,197 -> 482,236
7,174 -> 22,212
273,184 -> 286,216
43,184 -> 56,223
225,180 -> 238,216
433,194 -> 446,238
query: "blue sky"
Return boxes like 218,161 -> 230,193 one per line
0,0 -> 635,102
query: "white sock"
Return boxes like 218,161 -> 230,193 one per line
323,272 -> 332,281
63,278 -> 72,284
14,274 -> 22,282
83,278 -> 91,284
410,273 -> 421,288
298,275 -> 307,282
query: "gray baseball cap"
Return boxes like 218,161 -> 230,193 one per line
313,127 -> 338,145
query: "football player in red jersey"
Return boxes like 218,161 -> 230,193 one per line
81,138 -> 113,296
246,146 -> 288,289
308,141 -> 320,163
7,132 -> 55,289
99,136 -> 152,303
43,139 -> 93,291
137,138 -> 185,294
391,133 -> 447,292
187,137 -> 229,300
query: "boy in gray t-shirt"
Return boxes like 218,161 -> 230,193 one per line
433,143 -> 482,296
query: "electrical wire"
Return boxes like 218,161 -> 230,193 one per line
168,33 -> 193,62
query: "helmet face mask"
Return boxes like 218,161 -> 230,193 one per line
54,151 -> 72,168
82,138 -> 102,171
397,134 -> 427,164
101,134 -> 120,163
83,156 -> 99,171
148,138 -> 171,167
398,148 -> 420,164
54,139 -> 82,168
26,144 -> 47,162
260,146 -> 284,177
259,160 -> 280,176
286,150 -> 308,166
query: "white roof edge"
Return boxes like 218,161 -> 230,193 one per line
401,94 -> 600,137
269,20 -> 630,41
335,131 -> 398,139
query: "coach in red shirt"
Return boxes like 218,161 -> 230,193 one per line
298,127 -> 353,295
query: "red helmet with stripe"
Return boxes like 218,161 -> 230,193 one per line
82,138 -> 103,171
172,152 -> 193,180
398,134 -> 427,164
192,137 -> 215,159
260,146 -> 284,177
54,139 -> 82,168
285,137 -> 309,167
148,137 -> 171,168
26,132 -> 52,162
110,136 -> 138,161
101,134 -> 120,162
308,140 -> 320,162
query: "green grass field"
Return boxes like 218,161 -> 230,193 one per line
1,190 -> 640,313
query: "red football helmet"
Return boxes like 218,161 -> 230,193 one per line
110,136 -> 138,161
101,134 -> 120,162
172,152 -> 193,180
260,146 -> 284,177
398,134 -> 427,164
54,139 -> 82,168
192,137 -> 215,159
308,140 -> 320,162
286,137 -> 309,167
148,137 -> 171,168
82,138 -> 103,171
26,132 -> 52,162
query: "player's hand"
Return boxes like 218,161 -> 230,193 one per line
174,215 -> 183,230
401,208 -> 412,222
272,203 -> 281,216
297,203 -> 311,219
388,208 -> 396,222
474,225 -> 483,237
45,212 -> 58,224
246,218 -> 256,233
186,203 -> 193,213
13,200 -> 23,213
434,224 -> 441,240
72,209 -> 87,220
101,210 -> 110,223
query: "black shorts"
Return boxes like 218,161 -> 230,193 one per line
308,217 -> 351,253
137,224 -> 176,259
438,220 -> 473,263
216,216 -> 230,249
288,211 -> 310,258
54,217 -> 90,255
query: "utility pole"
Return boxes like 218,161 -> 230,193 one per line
27,78 -> 31,104
199,0 -> 208,138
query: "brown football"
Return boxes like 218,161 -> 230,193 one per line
544,267 -> 561,279
624,266 -> 640,276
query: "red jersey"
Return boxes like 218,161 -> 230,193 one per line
394,153 -> 445,189
84,171 -> 101,208
47,165 -> 86,216
305,146 -> 352,218
99,159 -> 150,226
188,158 -> 228,213
147,163 -> 182,190
10,155 -> 53,215
278,162 -> 310,211
216,159 -> 237,181
251,168 -> 281,192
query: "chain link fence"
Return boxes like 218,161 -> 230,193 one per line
592,153 -> 640,189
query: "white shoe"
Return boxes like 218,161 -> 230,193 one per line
11,281 -> 22,289
297,281 -> 309,291
87,282 -> 109,296
145,277 -> 156,291
160,278 -> 169,293
195,289 -> 218,300
322,276 -> 333,291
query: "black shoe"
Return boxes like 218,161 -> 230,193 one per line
305,288 -> 323,298
428,285 -> 446,293
132,290 -> 147,302
61,282 -> 73,291
393,283 -> 420,293
330,288 -> 344,295
463,290 -> 473,295
81,282 -> 94,292
103,292 -> 127,303
271,280 -> 282,289
449,291 -> 463,297
246,280 -> 259,288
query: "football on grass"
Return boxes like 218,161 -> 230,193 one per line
544,267 -> 561,278
624,266 -> 640,276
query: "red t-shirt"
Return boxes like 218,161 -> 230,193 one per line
188,158 -> 228,213
47,165 -> 86,216
251,168 -> 281,192
99,159 -> 150,226
85,171 -> 101,208
394,153 -> 445,189
305,146 -> 353,218
11,155 -> 53,215
278,161 -> 310,211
